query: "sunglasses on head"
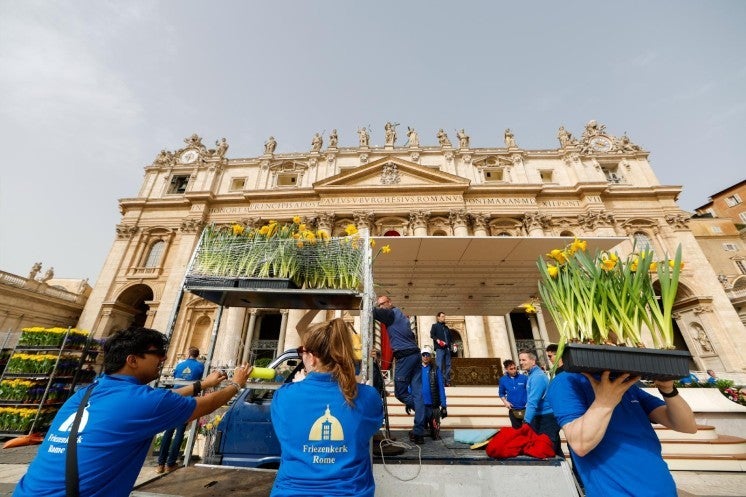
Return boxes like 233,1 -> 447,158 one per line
296,346 -> 310,356
141,348 -> 166,358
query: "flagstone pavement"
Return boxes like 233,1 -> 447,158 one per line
0,444 -> 743,496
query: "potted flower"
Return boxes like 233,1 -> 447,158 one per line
536,238 -> 690,380
188,218 -> 386,291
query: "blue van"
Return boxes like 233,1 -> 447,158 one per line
204,349 -> 302,468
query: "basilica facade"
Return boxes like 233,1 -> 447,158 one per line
76,121 -> 746,374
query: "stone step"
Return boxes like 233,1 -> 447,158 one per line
382,387 -> 746,472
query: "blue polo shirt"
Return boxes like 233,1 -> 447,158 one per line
548,372 -> 669,497
498,372 -> 527,409
14,374 -> 196,497
174,357 -> 204,380
270,372 -> 383,497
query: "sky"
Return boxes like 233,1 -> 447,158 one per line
1,0 -> 745,284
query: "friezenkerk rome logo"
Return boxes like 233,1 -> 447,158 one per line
58,401 -> 91,433
308,405 -> 344,440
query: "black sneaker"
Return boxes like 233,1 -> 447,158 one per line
408,431 -> 425,445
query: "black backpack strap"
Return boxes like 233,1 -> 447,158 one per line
66,383 -> 96,497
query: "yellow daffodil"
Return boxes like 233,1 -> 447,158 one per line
232,224 -> 244,236
370,239 -> 376,247
547,265 -> 559,278
292,216 -> 302,224
345,224 -> 358,236
382,245 -> 391,254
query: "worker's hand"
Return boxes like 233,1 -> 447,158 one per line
582,371 -> 639,409
440,407 -> 448,418
653,379 -> 675,394
232,363 -> 252,387
202,369 -> 228,389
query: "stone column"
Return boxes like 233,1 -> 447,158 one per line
275,310 -> 289,357
241,310 -> 258,363
465,316 -> 487,357
418,315 -> 437,348
152,229 -> 203,332
487,315 -> 512,360
504,314 -> 518,362
449,210 -> 469,237
409,211 -> 430,236
214,307 -> 247,367
77,224 -> 139,332
523,212 -> 548,237
471,214 -> 489,237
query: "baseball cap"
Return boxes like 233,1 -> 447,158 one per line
421,345 -> 434,355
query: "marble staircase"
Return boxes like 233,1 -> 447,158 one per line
384,385 -> 746,471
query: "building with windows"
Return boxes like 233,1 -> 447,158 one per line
692,180 -> 746,326
0,264 -> 91,342
76,122 -> 746,374
695,179 -> 746,226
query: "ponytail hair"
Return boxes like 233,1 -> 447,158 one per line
303,318 -> 358,406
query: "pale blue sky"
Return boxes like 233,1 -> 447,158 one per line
1,0 -> 744,282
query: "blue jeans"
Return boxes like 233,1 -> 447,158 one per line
157,423 -> 186,466
394,351 -> 425,436
435,348 -> 452,384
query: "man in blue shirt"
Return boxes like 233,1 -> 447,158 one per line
373,295 -> 426,444
13,326 -> 250,497
706,369 -> 718,385
157,346 -> 205,473
548,371 -> 697,497
498,359 -> 527,428
519,349 -> 563,457
420,346 -> 447,439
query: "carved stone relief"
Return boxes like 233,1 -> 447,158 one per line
665,213 -> 690,230
180,219 -> 205,233
578,210 -> 615,231
409,211 -> 430,231
523,212 -> 551,232
116,224 -> 138,240
353,211 -> 375,231
381,163 -> 401,185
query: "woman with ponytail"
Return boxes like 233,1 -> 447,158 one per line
270,318 -> 383,497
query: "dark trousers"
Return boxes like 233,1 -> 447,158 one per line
530,413 -> 564,458
507,408 -> 525,429
393,351 -> 425,436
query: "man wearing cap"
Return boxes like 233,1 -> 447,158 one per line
373,296 -> 426,444
420,345 -> 447,440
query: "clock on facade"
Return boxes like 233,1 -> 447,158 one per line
180,150 -> 199,164
589,136 -> 613,153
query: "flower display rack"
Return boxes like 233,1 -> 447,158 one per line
183,222 -> 369,310
0,327 -> 100,436
187,223 -> 365,291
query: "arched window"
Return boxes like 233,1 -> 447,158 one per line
144,241 -> 165,268
633,232 -> 654,255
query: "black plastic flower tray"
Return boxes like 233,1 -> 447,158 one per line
562,343 -> 691,381
235,278 -> 297,290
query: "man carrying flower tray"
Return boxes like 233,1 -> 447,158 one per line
547,371 -> 697,497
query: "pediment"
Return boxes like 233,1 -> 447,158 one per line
314,157 -> 469,192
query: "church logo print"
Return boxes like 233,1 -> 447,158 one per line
303,405 -> 348,464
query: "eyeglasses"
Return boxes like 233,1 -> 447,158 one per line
141,349 -> 166,359
296,346 -> 310,356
